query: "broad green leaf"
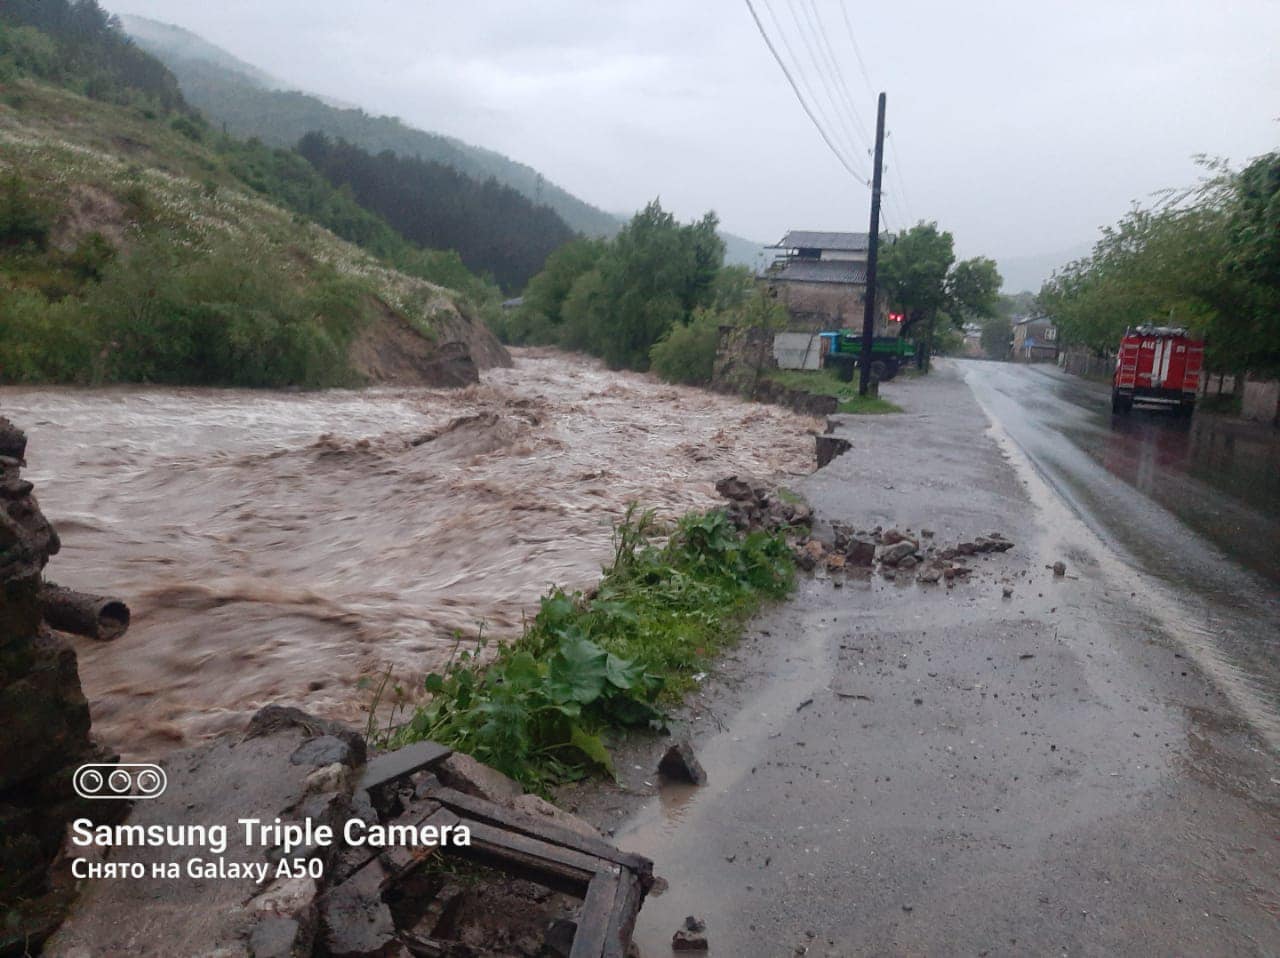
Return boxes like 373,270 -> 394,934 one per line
568,724 -> 614,775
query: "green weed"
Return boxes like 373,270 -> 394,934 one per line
387,506 -> 796,791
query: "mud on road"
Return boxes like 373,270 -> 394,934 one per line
0,348 -> 820,755
565,360 -> 1280,957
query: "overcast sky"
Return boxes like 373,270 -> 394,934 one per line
103,0 -> 1277,278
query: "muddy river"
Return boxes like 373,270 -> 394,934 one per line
1,349 -> 819,756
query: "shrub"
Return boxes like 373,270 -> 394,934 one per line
0,175 -> 53,250
81,238 -> 368,386
649,307 -> 721,385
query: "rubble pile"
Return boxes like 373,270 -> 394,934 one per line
0,417 -> 118,953
714,475 -> 813,533
793,521 -> 1017,586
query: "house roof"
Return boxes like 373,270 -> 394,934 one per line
763,258 -> 868,285
1013,315 -> 1053,327
771,230 -> 871,251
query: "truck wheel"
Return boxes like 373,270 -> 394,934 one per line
1111,390 -> 1130,414
1177,400 -> 1195,419
869,359 -> 888,382
835,356 -> 855,383
882,357 -> 900,381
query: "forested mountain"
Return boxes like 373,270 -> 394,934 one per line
298,133 -> 576,292
1,0 -> 184,111
120,14 -> 619,239
118,15 -> 768,268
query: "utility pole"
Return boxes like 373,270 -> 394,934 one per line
858,92 -> 887,397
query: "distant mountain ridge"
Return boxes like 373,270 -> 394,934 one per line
118,14 -> 765,268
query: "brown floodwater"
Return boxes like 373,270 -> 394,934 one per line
0,349 -> 818,757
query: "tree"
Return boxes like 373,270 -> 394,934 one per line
879,222 -> 954,339
880,223 -> 1002,369
980,316 -> 1012,360
527,199 -> 726,370
1036,155 -> 1277,375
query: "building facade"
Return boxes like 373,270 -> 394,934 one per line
1011,316 -> 1058,362
758,230 -> 894,336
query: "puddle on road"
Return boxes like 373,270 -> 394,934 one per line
615,586 -> 835,955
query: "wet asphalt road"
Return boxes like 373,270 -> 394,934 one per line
597,360 -> 1280,957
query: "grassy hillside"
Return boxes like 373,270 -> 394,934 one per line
0,67 -> 507,386
119,14 -> 768,268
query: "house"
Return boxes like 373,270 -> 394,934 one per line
759,230 -> 894,337
1011,316 -> 1058,362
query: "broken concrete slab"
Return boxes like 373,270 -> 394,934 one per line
434,752 -> 523,805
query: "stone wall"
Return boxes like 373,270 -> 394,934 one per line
0,417 -> 112,952
772,282 -> 893,336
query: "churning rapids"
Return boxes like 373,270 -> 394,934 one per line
1,349 -> 819,755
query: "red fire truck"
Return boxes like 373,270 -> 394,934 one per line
1111,326 -> 1204,416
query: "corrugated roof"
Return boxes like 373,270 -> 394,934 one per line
764,259 -> 868,285
772,230 -> 871,251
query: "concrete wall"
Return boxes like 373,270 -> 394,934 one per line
1242,375 -> 1280,426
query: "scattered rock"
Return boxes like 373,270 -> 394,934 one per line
673,915 -> 709,951
844,538 -> 876,566
825,553 -> 846,572
291,734 -> 359,768
713,475 -> 758,503
880,541 -> 917,566
1052,560 -> 1067,576
956,541 -> 978,556
1002,586 -> 1014,598
918,566 -> 943,584
658,740 -> 707,786
897,555 -> 918,570
880,528 -> 908,545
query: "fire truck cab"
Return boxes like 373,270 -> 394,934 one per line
1112,326 -> 1204,417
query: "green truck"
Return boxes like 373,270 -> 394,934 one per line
819,332 -> 917,382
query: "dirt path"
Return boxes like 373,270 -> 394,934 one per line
590,360 -> 1280,956
0,349 -> 819,755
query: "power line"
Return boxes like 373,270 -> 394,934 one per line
837,0 -> 914,225
801,0 -> 873,151
783,0 -> 870,160
744,0 -> 871,185
758,0 -> 868,178
838,0 -> 877,97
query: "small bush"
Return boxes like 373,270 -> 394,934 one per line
649,307 -> 721,385
0,175 -> 53,250
65,231 -> 115,282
